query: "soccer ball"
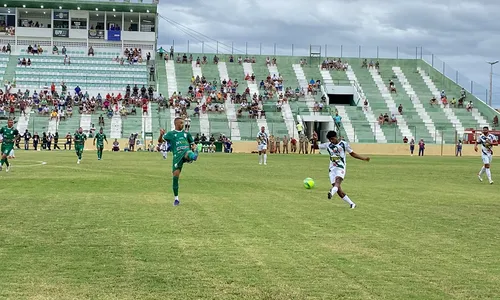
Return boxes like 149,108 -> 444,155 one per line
303,178 -> 315,189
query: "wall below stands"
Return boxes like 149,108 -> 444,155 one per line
75,140 -> 480,157
229,142 -> 481,156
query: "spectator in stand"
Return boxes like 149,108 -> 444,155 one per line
334,113 -> 342,131
466,101 -> 473,112
52,45 -> 59,55
493,115 -> 498,128
88,46 -> 94,56
62,46 -> 67,55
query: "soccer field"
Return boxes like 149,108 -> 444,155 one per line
1,151 -> 499,299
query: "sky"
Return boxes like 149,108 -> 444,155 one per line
156,0 -> 500,107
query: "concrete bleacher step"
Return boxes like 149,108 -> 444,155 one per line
191,61 -> 210,136
141,102 -> 153,139
109,105 -> 122,139
267,64 -> 298,139
417,67 -> 465,136
242,62 -> 268,132
392,66 -> 441,143
165,60 -> 178,130
346,66 -> 386,143
292,64 -> 315,112
368,68 -> 412,140
16,107 -> 32,133
218,62 -> 241,141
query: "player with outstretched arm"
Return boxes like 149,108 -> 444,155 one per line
158,117 -> 199,206
318,130 -> 370,209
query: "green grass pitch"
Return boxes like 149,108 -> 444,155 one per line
0,151 -> 499,299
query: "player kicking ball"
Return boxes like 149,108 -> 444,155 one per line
93,128 -> 108,160
319,130 -> 370,209
0,119 -> 19,172
475,126 -> 497,184
158,117 -> 199,206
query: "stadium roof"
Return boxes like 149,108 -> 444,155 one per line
1,0 -> 157,13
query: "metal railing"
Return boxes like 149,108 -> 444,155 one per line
17,113 -> 491,144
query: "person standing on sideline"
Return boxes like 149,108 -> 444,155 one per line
409,138 -> 415,156
53,132 -> 61,150
456,140 -> 462,157
282,135 -> 289,154
418,139 -> 425,156
298,134 -> 305,154
23,129 -> 31,150
32,132 -> 40,151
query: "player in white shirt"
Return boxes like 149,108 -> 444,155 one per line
160,141 -> 169,159
475,126 -> 497,184
256,126 -> 269,165
319,131 -> 370,209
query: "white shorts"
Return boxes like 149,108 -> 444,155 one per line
482,154 -> 492,165
329,167 -> 346,183
258,144 -> 267,152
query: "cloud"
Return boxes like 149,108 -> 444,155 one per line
157,0 -> 500,106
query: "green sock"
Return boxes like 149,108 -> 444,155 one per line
100,150 -> 103,159
78,151 -> 82,159
5,158 -> 9,167
0,158 -> 4,166
173,176 -> 179,197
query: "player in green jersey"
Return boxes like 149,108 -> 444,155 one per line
93,128 -> 108,160
0,119 -> 19,172
158,117 -> 198,206
74,127 -> 87,164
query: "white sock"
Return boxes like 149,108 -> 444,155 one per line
342,195 -> 354,206
479,166 -> 485,176
263,154 -> 267,163
330,186 -> 338,195
486,168 -> 492,181
175,196 -> 179,200
259,154 -> 262,163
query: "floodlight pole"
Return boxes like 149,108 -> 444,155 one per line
487,60 -> 499,106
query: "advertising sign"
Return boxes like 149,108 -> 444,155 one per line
107,30 -> 121,41
88,29 -> 104,39
53,29 -> 69,38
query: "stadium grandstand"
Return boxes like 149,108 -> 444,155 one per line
0,0 -> 498,147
